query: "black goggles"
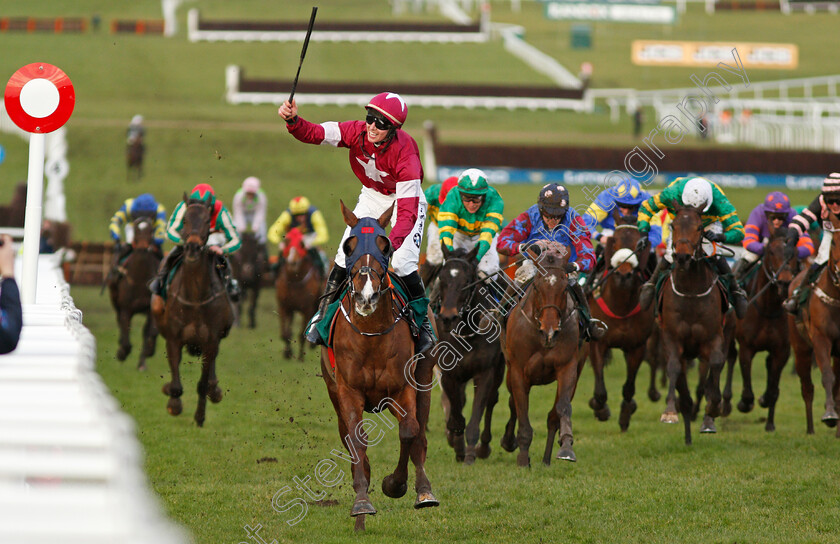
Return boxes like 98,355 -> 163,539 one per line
824,195 -> 840,205
365,114 -> 393,131
461,194 -> 484,204
766,212 -> 787,222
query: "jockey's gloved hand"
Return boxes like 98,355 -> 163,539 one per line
635,237 -> 648,254
705,231 -> 725,243
564,262 -> 580,274
520,243 -> 541,256
784,229 -> 799,261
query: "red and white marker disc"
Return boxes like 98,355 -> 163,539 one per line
4,63 -> 74,134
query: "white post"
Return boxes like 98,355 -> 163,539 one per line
21,132 -> 46,305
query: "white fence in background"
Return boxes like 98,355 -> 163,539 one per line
0,253 -> 187,544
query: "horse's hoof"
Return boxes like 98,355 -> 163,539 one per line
464,454 -> 475,466
195,417 -> 204,428
594,406 -> 611,422
209,386 -> 223,404
381,474 -> 407,499
351,499 -> 376,517
758,394 -> 769,409
445,430 -> 456,448
516,452 -> 530,468
648,388 -> 661,403
557,448 -> 576,462
414,491 -> 439,509
454,453 -> 465,463
137,363 -> 147,372
822,411 -> 839,427
167,398 -> 182,416
700,417 -> 717,433
475,443 -> 491,459
116,346 -> 130,362
765,422 -> 776,432
737,399 -> 754,413
721,400 -> 732,418
500,434 -> 517,453
283,348 -> 293,360
660,412 -> 679,424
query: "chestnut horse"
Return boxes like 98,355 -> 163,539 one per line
658,205 -> 727,445
232,232 -> 266,329
500,247 -> 585,466
320,201 -> 437,531
789,212 -> 840,436
151,197 -> 234,427
722,228 -> 796,431
275,227 -> 321,361
108,216 -> 161,371
434,245 -> 505,464
586,210 -> 655,431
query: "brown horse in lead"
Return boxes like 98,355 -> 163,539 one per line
586,210 -> 654,431
108,216 -> 161,370
320,201 -> 437,531
658,205 -> 727,445
722,228 -> 796,431
151,197 -> 234,427
501,247 -> 586,466
789,211 -> 840,436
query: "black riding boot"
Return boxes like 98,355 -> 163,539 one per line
731,257 -> 749,281
149,245 -> 183,296
401,271 -> 436,354
639,257 -> 670,310
716,256 -> 748,318
305,265 -> 347,345
570,281 -> 607,342
783,261 -> 824,314
218,255 -> 240,302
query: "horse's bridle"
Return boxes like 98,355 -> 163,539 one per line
438,256 -> 479,319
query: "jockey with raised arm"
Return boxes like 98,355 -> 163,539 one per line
278,92 -> 434,353
497,183 -> 606,341
268,196 -> 330,275
637,176 -> 748,318
109,193 -> 166,262
733,191 -> 814,280
149,183 -> 242,301
782,172 -> 840,314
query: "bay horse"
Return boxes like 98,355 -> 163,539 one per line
721,228 -> 796,431
320,201 -> 437,531
789,211 -> 840,436
658,205 -> 728,444
126,138 -> 144,181
151,197 -> 234,427
275,227 -> 322,361
108,216 -> 161,371
586,210 -> 655,431
434,245 -> 505,464
500,246 -> 585,466
232,232 -> 266,329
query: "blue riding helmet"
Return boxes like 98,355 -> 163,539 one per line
131,193 -> 158,215
612,179 -> 646,207
343,217 -> 392,274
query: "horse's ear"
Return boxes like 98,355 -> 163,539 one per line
441,241 -> 450,259
378,204 -> 395,229
183,192 -> 189,203
340,200 -> 358,228
611,207 -> 621,223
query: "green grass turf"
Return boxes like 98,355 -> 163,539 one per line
2,2 -> 840,542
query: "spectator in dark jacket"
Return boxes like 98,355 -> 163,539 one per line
0,234 -> 22,354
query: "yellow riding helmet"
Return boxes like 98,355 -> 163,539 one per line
289,196 -> 311,215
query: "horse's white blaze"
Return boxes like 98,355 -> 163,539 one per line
361,275 -> 375,301
450,269 -> 459,278
611,248 -> 639,269
137,220 -> 150,230
547,274 -> 557,286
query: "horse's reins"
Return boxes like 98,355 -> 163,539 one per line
668,230 -> 722,298
341,255 -> 407,337
519,267 -> 575,329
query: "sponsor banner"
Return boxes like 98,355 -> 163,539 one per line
545,2 -> 676,23
539,0 -> 661,4
438,166 -> 821,189
632,40 -> 798,69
